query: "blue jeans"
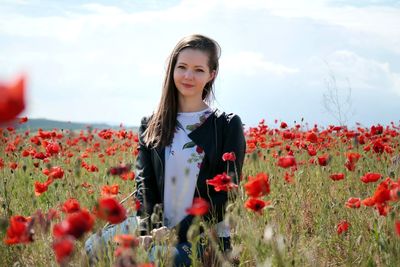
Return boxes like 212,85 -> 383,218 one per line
149,237 -> 231,267
84,216 -> 138,264
85,216 -> 231,266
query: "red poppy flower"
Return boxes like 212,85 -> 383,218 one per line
95,197 -> 127,224
120,171 -> 135,181
372,139 -> 385,154
101,184 -> 119,196
53,209 -> 94,239
114,234 -> 140,248
244,198 -> 269,214
222,152 -> 236,162
52,236 -> 74,264
395,221 -> 400,237
284,171 -> 295,183
61,198 -> 81,214
34,179 -> 53,196
305,132 -> 318,143
133,199 -> 141,211
244,172 -> 270,198
344,152 -> 361,171
373,178 -> 392,204
345,197 -> 361,209
9,162 -> 18,170
376,202 -> 390,216
109,163 -> 131,176
361,173 -> 382,183
307,145 -> 317,156
186,197 -> 209,216
362,197 -> 376,207
0,75 -> 25,123
337,220 -> 350,235
19,116 -> 28,124
44,166 -> 64,179
196,146 -> 204,154
206,172 -> 238,192
81,182 -> 91,188
370,124 -> 383,135
46,142 -> 60,156
4,215 -> 33,245
317,154 -> 330,166
277,155 -> 296,168
330,173 -> 345,181
390,183 -> 400,201
280,122 -> 288,129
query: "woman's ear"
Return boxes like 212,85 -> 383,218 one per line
208,70 -> 216,82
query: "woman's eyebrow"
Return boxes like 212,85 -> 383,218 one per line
176,62 -> 206,68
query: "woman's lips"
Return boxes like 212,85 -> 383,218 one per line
182,83 -> 194,88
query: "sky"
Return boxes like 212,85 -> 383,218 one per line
1,0 -> 400,128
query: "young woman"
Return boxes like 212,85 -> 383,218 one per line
135,34 -> 246,266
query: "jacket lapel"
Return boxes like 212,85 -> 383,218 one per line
188,110 -> 219,194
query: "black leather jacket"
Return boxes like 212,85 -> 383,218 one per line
135,109 -> 246,242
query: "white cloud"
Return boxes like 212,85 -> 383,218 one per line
221,51 -> 299,76
310,50 -> 400,95
221,0 -> 400,53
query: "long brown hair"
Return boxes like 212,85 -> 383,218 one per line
143,34 -> 221,148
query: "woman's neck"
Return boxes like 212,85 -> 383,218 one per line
178,97 -> 209,113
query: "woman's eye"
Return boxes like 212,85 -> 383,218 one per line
177,65 -> 185,69
196,69 -> 204,72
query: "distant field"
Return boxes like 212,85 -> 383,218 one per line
12,118 -> 139,132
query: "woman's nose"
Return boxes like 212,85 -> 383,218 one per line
184,70 -> 194,79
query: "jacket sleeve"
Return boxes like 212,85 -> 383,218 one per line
173,114 -> 246,242
205,114 -> 246,222
222,114 -> 246,183
135,117 -> 159,221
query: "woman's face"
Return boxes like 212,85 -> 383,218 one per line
173,48 -> 215,101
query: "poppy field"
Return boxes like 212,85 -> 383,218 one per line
1,76 -> 400,266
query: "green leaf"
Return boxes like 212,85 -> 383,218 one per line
183,141 -> 196,149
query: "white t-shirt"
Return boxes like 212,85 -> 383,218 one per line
163,107 -> 230,237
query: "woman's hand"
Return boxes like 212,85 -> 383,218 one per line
139,235 -> 153,250
151,226 -> 170,242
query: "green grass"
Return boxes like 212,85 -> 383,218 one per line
0,124 -> 399,266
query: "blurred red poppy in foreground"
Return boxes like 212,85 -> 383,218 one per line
52,236 -> 74,264
61,198 -> 81,214
0,75 -> 25,123
94,197 -> 127,224
186,197 -> 209,216
114,234 -> 140,248
53,209 -> 94,239
4,215 -> 33,245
